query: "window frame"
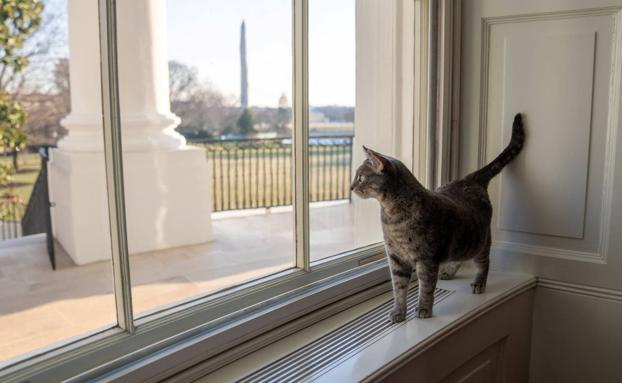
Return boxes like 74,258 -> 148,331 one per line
0,0 -> 441,381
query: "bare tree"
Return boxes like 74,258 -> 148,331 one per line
169,60 -> 238,137
20,58 -> 70,146
169,60 -> 201,102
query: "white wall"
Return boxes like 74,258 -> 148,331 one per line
460,1 -> 622,381
353,0 -> 417,248
530,284 -> 622,382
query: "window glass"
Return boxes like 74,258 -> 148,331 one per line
0,0 -> 116,362
116,0 -> 295,317
1,0 -> 423,374
308,0 -> 367,260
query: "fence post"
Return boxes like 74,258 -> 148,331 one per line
188,134 -> 353,212
41,147 -> 56,269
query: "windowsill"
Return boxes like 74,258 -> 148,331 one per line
198,270 -> 536,382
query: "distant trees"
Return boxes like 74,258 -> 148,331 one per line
169,60 -> 238,137
20,58 -> 70,146
0,0 -> 45,169
170,60 -> 266,138
236,108 -> 254,135
169,61 -> 353,139
311,106 -> 354,123
275,93 -> 291,133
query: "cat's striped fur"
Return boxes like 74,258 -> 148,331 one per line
350,113 -> 525,322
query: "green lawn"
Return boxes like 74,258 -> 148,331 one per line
206,145 -> 353,211
0,147 -> 353,219
0,153 -> 41,218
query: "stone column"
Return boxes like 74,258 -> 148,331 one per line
57,0 -> 103,152
50,0 -> 213,265
115,0 -> 185,151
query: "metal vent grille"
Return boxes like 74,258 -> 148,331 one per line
238,286 -> 453,383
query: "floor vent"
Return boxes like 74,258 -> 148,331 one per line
238,285 -> 453,382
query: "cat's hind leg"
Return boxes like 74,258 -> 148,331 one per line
415,260 -> 440,318
471,234 -> 491,294
388,254 -> 413,323
439,261 -> 462,280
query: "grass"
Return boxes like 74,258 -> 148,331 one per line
207,145 -> 353,211
0,152 -> 40,200
0,146 -> 353,220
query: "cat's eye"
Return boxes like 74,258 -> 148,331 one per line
358,175 -> 365,182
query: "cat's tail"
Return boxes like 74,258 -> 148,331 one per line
466,113 -> 525,187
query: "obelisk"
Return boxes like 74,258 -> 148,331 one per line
240,21 -> 248,109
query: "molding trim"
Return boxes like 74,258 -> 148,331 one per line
364,277 -> 537,382
65,262 -> 392,383
167,282 -> 394,383
537,277 -> 622,304
437,0 -> 462,185
491,240 -> 606,264
599,7 -> 622,264
479,6 -> 622,264
175,276 -> 622,382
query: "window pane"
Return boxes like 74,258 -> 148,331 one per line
0,0 -> 117,362
308,0 -> 359,260
115,0 -> 294,317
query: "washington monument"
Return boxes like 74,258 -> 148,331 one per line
240,21 -> 248,109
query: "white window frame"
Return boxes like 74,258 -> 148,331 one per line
0,0 -> 452,381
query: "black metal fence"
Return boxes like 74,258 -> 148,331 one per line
190,135 -> 354,212
21,147 -> 56,269
0,196 -> 23,240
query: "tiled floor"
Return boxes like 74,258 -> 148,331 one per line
0,202 -> 357,363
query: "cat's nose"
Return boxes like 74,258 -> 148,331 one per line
350,183 -> 355,191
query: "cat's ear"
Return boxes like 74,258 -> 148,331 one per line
363,146 -> 389,173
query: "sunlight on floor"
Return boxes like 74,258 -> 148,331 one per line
0,202 -> 356,362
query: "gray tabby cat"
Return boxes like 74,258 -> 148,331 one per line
350,113 -> 525,322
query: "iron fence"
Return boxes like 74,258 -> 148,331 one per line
21,147 -> 56,269
0,196 -> 23,240
190,135 -> 354,212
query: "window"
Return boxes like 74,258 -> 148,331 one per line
117,0 -> 296,318
0,0 -> 118,363
1,0 -> 429,380
308,0 -> 359,260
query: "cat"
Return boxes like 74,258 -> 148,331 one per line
350,113 -> 525,322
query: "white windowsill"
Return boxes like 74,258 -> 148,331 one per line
199,270 -> 536,382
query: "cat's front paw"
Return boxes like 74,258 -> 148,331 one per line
388,308 -> 406,323
471,282 -> 486,294
414,306 -> 432,318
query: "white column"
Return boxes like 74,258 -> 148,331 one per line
115,0 -> 185,151
51,0 -> 213,265
57,0 -> 104,151
60,0 -> 184,152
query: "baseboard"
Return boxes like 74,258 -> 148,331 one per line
536,278 -> 622,304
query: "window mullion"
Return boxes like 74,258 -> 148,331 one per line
293,0 -> 310,271
98,0 -> 134,332
426,0 -> 439,189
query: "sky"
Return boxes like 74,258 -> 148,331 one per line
166,0 -> 355,107
38,0 -> 355,108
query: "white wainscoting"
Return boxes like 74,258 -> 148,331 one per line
497,31 -> 595,240
481,8 -> 621,264
530,279 -> 622,383
461,2 -> 622,381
